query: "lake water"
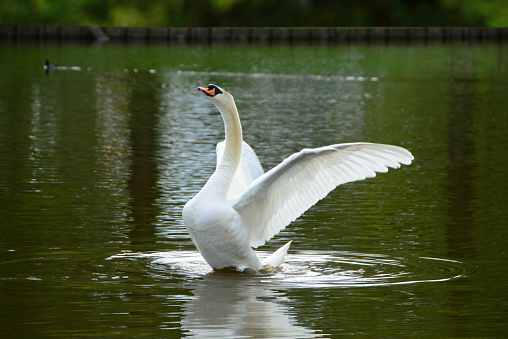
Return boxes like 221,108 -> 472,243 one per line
1,41 -> 507,338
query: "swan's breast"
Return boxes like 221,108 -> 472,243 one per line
183,198 -> 238,237
182,198 -> 257,269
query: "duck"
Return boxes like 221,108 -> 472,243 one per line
182,84 -> 413,272
44,60 -> 58,71
43,60 -> 81,72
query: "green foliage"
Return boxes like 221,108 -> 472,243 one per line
442,0 -> 508,26
0,0 -> 506,27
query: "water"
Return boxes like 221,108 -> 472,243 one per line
1,41 -> 507,338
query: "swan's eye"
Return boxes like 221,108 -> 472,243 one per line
208,85 -> 223,96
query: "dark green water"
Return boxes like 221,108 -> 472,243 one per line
1,41 -> 507,338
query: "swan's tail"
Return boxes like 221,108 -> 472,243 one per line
262,240 -> 292,268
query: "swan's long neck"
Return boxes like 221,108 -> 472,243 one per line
202,96 -> 242,200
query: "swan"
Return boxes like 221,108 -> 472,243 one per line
182,84 -> 413,272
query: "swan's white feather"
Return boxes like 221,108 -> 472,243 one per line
261,240 -> 292,267
216,140 -> 264,200
230,142 -> 413,248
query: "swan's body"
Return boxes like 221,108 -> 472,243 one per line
183,84 -> 413,271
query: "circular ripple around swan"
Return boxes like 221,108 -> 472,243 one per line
268,251 -> 471,288
112,250 -> 473,288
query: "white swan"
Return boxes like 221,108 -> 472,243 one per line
182,84 -> 413,271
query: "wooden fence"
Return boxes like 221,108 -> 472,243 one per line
1,25 -> 507,43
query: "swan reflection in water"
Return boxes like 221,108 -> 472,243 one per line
108,249 -> 464,337
181,272 -> 324,338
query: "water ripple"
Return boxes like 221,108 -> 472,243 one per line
110,250 -> 473,288
273,252 -> 470,288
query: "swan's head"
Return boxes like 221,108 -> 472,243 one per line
197,84 -> 235,109
198,84 -> 224,97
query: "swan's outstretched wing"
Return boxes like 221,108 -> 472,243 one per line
217,140 -> 264,200
230,142 -> 413,248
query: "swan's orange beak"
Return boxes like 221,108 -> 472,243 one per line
198,86 -> 216,97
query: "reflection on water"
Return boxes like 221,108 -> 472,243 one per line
1,42 -> 508,338
0,247 -> 474,338
182,274 -> 319,338
109,249 -> 469,338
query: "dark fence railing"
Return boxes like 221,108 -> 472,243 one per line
1,25 -> 507,43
